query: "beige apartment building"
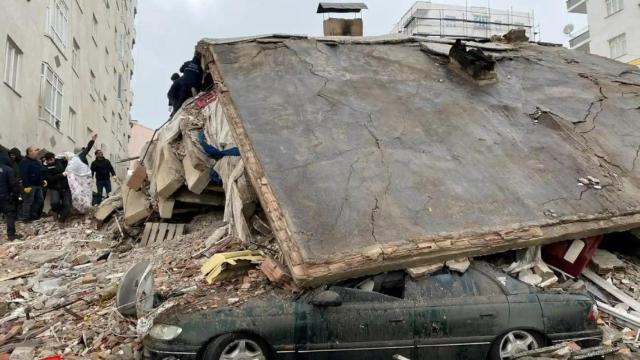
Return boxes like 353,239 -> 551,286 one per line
0,0 -> 137,176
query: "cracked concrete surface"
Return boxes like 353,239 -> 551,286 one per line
206,37 -> 640,284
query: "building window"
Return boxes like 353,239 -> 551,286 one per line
68,107 -> 77,140
609,33 -> 627,59
92,14 -> 98,46
90,70 -> 97,100
473,14 -> 490,29
40,63 -> 64,129
117,74 -> 124,100
117,31 -> 126,60
606,0 -> 623,16
444,15 -> 457,28
48,0 -> 69,47
4,37 -> 22,91
104,0 -> 109,9
71,39 -> 80,73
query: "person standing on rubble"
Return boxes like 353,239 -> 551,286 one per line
19,147 -> 47,221
43,152 -> 72,222
90,149 -> 116,204
168,72 -> 181,116
8,148 -> 23,182
0,152 -> 22,240
66,133 -> 98,213
175,53 -> 204,110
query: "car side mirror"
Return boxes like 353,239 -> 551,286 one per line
311,290 -> 342,307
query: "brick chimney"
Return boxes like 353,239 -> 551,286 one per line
317,2 -> 368,36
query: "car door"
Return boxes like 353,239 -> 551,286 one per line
408,268 -> 509,360
302,280 -> 415,359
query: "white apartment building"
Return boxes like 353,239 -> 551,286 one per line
0,0 -> 137,176
393,1 -> 534,40
567,0 -> 640,66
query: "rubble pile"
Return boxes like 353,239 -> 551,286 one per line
0,211 -> 287,359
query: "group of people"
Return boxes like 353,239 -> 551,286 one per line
167,53 -> 214,116
0,134 -> 117,241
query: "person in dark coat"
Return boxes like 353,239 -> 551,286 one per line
19,147 -> 46,221
90,149 -> 116,204
175,54 -> 204,110
168,73 -> 181,115
8,148 -> 23,182
77,133 -> 97,165
43,152 -> 72,222
0,152 -> 22,240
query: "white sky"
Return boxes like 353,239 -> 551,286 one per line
131,0 -> 587,128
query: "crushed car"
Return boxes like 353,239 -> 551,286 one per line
143,261 -> 601,360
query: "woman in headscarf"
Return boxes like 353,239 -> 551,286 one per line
65,134 -> 97,213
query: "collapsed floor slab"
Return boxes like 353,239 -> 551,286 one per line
196,35 -> 640,285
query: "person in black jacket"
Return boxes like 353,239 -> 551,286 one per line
91,149 -> 116,204
0,152 -> 22,240
78,133 -> 97,165
19,147 -> 46,221
43,152 -> 72,222
168,73 -> 181,116
176,53 -> 204,109
8,148 -> 22,182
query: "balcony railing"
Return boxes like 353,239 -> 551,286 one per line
566,0 -> 587,13
569,28 -> 590,48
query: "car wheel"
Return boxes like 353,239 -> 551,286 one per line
202,333 -> 271,360
489,330 -> 542,360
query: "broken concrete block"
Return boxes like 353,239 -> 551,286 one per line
590,249 -> 625,274
407,263 -> 444,279
9,347 -> 34,360
183,154 -> 211,195
519,269 -> 543,286
122,183 -> 152,226
156,144 -> 185,199
158,197 -> 176,219
95,194 -> 123,221
17,249 -> 66,265
126,162 -> 148,190
446,258 -> 470,273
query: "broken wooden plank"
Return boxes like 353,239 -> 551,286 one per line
0,269 -> 36,282
141,223 -> 153,245
175,224 -> 185,238
583,269 -> 640,313
156,223 -> 168,243
165,224 -> 176,242
147,223 -> 160,246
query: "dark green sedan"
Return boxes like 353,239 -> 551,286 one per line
143,262 -> 601,360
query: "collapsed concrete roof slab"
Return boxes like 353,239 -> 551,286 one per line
198,35 -> 640,286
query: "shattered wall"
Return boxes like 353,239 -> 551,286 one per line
199,35 -> 640,285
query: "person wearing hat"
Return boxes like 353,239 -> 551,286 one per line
43,152 -> 72,222
90,149 -> 116,204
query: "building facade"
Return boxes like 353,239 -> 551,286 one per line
0,0 -> 137,176
393,1 -> 534,40
567,0 -> 640,66
127,119 -> 153,175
